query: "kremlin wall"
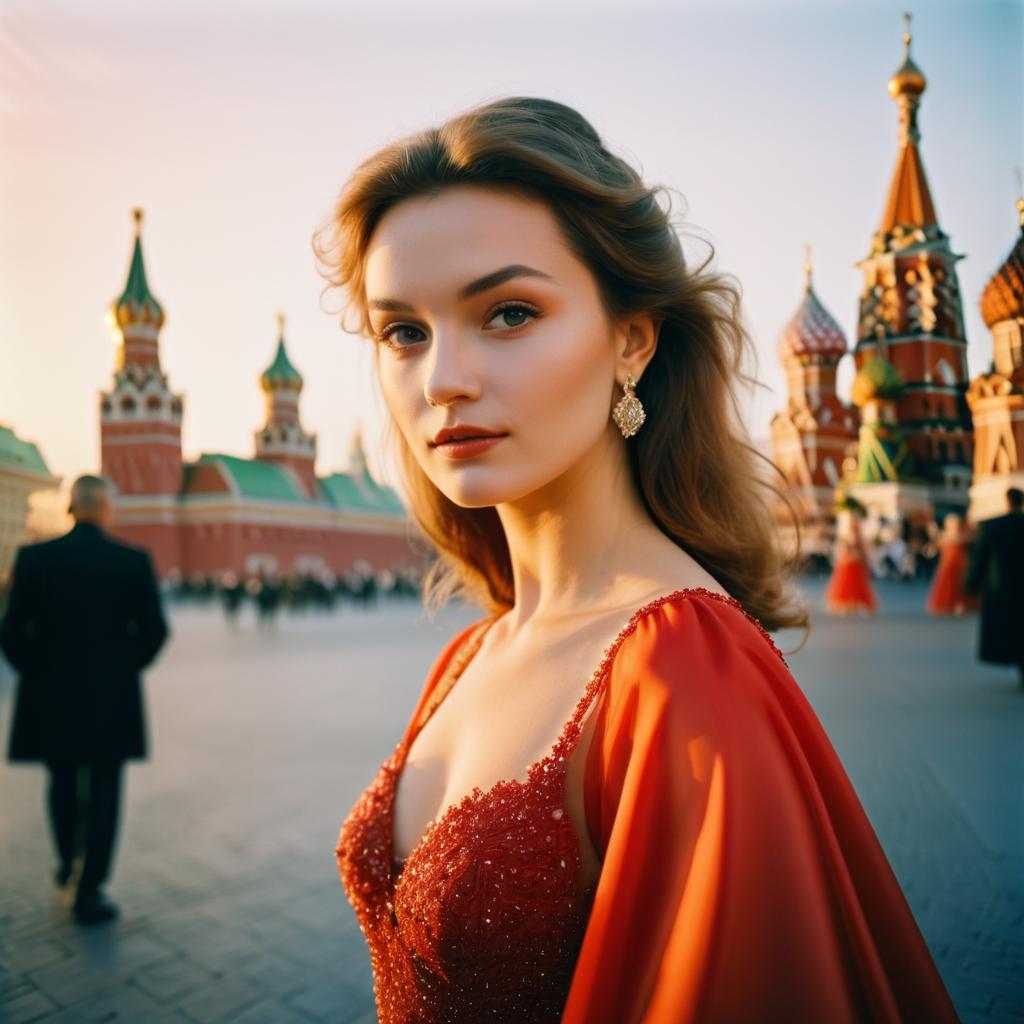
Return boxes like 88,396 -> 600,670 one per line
99,210 -> 419,583
769,15 -> 1024,541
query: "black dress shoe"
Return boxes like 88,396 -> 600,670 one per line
73,889 -> 120,924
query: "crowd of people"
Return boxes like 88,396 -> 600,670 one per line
160,564 -> 424,629
819,488 -> 1024,694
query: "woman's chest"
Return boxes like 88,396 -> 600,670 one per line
391,645 -> 606,887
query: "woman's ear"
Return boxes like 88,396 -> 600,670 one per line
617,313 -> 661,381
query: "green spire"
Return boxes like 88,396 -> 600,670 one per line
114,209 -> 164,325
260,312 -> 304,391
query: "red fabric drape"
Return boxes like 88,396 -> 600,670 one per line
566,593 -> 959,1023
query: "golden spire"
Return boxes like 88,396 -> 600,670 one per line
878,11 -> 937,232
1015,166 -> 1024,228
888,11 -> 927,144
277,310 -> 286,337
132,208 -> 143,233
803,243 -> 813,290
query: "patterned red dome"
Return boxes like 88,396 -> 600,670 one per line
777,282 -> 848,362
980,205 -> 1024,329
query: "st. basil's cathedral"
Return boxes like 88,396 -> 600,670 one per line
770,14 -> 1024,537
100,210 -> 417,583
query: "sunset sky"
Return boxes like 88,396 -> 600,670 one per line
1,0 -> 1021,499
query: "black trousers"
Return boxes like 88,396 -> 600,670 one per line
45,758 -> 124,894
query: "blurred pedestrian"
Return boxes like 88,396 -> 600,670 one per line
825,508 -> 879,616
926,513 -> 979,616
964,487 -> 1024,688
0,475 -> 169,923
218,571 -> 245,629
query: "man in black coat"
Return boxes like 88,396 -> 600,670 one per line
0,474 -> 169,923
964,486 -> 1024,688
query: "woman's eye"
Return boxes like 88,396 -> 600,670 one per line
485,301 -> 541,331
377,324 -> 425,347
375,301 -> 540,349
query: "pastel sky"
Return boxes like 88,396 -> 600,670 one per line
1,0 -> 1021,499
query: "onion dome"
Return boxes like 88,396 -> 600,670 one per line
260,313 -> 304,392
776,245 -> 848,362
980,196 -> 1024,329
887,13 -> 927,98
110,209 -> 165,331
851,356 -> 905,407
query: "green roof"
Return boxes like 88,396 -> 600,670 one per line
319,469 -> 406,516
261,338 -> 303,390
188,452 -> 405,515
0,424 -> 53,478
197,453 -> 303,501
115,215 -> 163,319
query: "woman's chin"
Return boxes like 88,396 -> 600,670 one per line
436,475 -> 533,510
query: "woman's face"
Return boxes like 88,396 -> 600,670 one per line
364,185 -> 634,509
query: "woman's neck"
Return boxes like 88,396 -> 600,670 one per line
493,427 -> 687,632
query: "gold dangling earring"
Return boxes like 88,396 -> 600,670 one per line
611,372 -> 645,438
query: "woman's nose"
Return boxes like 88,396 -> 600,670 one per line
422,335 -> 481,408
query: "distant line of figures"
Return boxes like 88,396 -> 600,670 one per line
0,562 -> 427,623
166,565 -> 425,627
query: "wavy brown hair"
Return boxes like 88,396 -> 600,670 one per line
314,95 -> 809,642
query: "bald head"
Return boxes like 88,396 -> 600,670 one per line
69,475 -> 114,528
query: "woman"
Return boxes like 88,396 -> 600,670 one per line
927,513 -> 979,616
320,97 -> 957,1022
826,508 -> 880,617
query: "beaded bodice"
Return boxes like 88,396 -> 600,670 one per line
335,587 -> 783,1023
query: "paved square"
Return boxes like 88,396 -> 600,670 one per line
1,579 -> 1021,1022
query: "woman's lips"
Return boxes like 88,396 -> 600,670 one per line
432,434 -> 508,459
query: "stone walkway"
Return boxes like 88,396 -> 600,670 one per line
0,579 -> 1021,1022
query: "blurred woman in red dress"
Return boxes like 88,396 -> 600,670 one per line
927,513 -> 980,616
826,506 -> 879,617
319,96 -> 958,1022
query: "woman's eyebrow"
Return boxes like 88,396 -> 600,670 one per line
368,264 -> 555,313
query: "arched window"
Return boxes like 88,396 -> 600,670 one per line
935,359 -> 956,386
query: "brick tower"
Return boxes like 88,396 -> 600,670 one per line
254,313 -> 319,499
852,13 -> 972,511
967,194 -> 1024,520
770,245 -> 859,523
99,209 -> 184,575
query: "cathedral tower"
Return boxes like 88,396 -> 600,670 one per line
99,209 -> 184,573
852,13 -> 972,505
254,313 -> 319,498
770,246 -> 858,521
967,192 -> 1024,520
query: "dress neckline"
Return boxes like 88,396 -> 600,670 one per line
387,585 -> 777,881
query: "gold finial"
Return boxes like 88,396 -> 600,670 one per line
902,11 -> 912,55
277,311 -> 286,336
132,208 -> 143,232
1015,166 -> 1024,228
803,243 -> 813,288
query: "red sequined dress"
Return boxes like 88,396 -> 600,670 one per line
335,588 -> 959,1023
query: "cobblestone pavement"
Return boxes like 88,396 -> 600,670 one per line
0,579 -> 1021,1023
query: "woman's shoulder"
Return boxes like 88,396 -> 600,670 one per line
591,585 -> 796,736
606,586 -> 790,682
